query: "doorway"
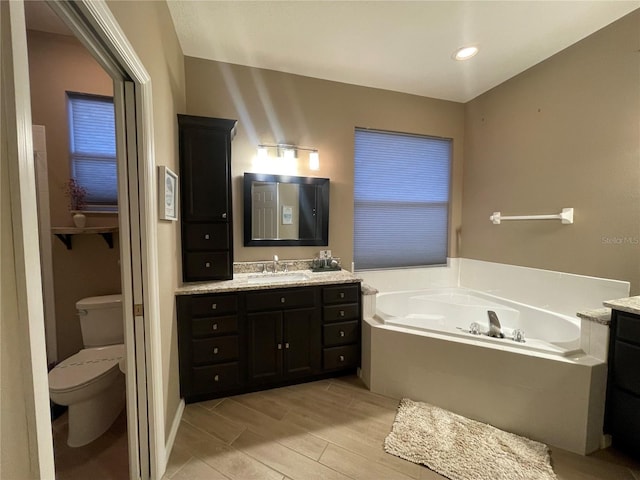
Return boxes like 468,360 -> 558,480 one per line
2,1 -> 165,478
25,4 -> 129,477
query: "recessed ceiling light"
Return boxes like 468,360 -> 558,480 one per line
453,46 -> 479,61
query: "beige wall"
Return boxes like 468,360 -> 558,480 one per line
27,30 -> 122,361
106,0 -> 186,443
462,10 -> 640,294
184,59 -> 465,268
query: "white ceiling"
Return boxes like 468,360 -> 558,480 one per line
167,1 -> 640,103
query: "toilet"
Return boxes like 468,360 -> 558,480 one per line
48,294 -> 126,447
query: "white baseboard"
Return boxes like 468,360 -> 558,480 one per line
164,399 -> 185,472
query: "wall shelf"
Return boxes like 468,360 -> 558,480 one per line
51,226 -> 118,250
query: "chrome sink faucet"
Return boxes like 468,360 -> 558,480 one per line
273,254 -> 279,273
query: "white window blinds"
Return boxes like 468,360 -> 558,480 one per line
354,128 -> 451,270
67,92 -> 117,207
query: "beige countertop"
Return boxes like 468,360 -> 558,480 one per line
603,296 -> 640,316
176,269 -> 362,295
576,308 -> 611,326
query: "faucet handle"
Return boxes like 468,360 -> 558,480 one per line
273,254 -> 279,262
283,263 -> 289,273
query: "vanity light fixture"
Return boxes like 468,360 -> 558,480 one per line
257,143 -> 320,170
453,45 -> 479,61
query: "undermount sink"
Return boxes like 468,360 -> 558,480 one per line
247,272 -> 311,285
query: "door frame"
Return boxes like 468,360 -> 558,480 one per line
6,0 -> 167,478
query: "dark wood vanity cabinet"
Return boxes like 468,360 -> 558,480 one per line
176,282 -> 361,403
247,287 -> 321,384
178,114 -> 237,282
176,292 -> 245,399
605,310 -> 640,459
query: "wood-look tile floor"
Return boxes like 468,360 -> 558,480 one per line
165,376 -> 640,480
53,409 -> 129,480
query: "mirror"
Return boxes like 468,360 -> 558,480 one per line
244,173 -> 329,246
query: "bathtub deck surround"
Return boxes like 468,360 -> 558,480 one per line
358,261 -> 631,456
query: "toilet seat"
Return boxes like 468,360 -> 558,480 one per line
49,344 -> 125,394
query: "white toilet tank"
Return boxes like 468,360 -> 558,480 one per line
77,294 -> 124,347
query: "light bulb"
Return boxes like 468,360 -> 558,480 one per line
309,151 -> 320,170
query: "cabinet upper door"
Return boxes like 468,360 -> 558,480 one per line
178,116 -> 236,222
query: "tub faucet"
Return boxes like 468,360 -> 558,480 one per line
487,310 -> 505,338
273,255 -> 279,273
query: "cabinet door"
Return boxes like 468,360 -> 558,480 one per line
283,307 -> 321,378
248,311 -> 283,383
180,125 -> 230,222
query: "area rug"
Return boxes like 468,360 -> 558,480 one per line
384,398 -> 557,480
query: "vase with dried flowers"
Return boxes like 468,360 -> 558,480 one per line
64,178 -> 88,228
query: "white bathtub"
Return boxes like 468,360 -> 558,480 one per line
375,287 -> 581,356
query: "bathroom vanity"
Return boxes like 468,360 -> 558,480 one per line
603,298 -> 640,459
176,271 -> 361,403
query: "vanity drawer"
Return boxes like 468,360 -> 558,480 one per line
246,287 -> 317,311
184,223 -> 230,250
191,362 -> 240,393
323,344 -> 359,370
184,252 -> 231,281
322,284 -> 360,305
191,294 -> 238,316
614,341 -> 640,395
323,303 -> 359,323
192,336 -> 238,365
192,315 -> 238,337
323,321 -> 359,347
616,313 -> 640,346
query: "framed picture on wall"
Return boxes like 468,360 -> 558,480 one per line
158,165 -> 178,221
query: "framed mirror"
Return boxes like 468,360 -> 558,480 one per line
243,172 -> 329,246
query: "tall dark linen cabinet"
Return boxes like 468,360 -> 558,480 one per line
177,115 -> 237,282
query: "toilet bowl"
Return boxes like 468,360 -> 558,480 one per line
49,344 -> 126,447
48,294 -> 126,447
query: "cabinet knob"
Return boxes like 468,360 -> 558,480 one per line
205,262 -> 211,268
281,297 -> 286,304
212,322 -> 218,330
340,292 -> 345,299
339,330 -> 345,337
211,303 -> 217,310
213,347 -> 219,355
339,355 -> 345,362
339,310 -> 345,317
221,213 -> 227,219
204,234 -> 210,240
277,343 -> 282,350
285,343 -> 290,349
214,375 -> 219,382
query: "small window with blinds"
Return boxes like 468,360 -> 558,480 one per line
353,128 -> 451,270
67,92 -> 117,210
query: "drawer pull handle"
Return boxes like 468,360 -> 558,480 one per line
340,310 -> 345,317
213,347 -> 219,355
285,343 -> 290,349
204,234 -> 210,240
339,355 -> 345,362
205,262 -> 211,268
340,292 -> 345,299
212,323 -> 218,330
214,375 -> 219,382
277,343 -> 282,350
222,213 -> 227,219
281,297 -> 286,304
339,330 -> 345,337
211,304 -> 217,310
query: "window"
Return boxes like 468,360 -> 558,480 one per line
353,128 -> 451,270
67,92 -> 117,209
